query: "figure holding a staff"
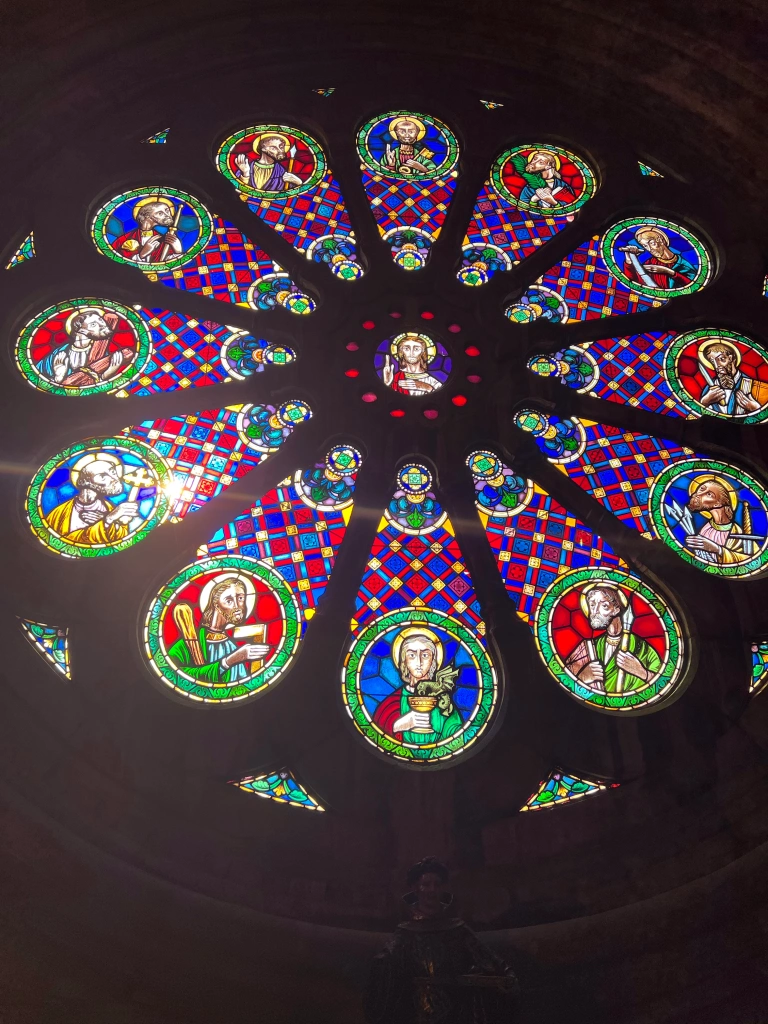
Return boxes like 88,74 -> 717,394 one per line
566,582 -> 661,693
115,196 -> 184,264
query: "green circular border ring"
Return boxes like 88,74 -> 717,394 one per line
15,298 -> 153,397
27,436 -> 171,558
92,186 -> 214,271
600,216 -> 713,299
534,566 -> 686,713
663,328 -> 768,425
342,606 -> 497,764
144,555 -> 302,704
491,143 -> 598,217
649,457 -> 768,578
356,110 -> 460,179
216,124 -> 327,200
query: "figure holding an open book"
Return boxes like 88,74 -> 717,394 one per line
168,573 -> 269,685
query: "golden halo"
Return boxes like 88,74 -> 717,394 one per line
635,224 -> 670,247
391,625 -> 444,672
64,306 -> 107,335
686,473 -> 738,513
252,132 -> 292,154
132,194 -> 175,223
527,148 -> 561,173
579,581 -> 629,619
390,332 -> 437,362
389,115 -> 426,142
198,572 -> 256,620
70,451 -> 122,489
699,337 -> 742,371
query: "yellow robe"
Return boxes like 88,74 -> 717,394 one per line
45,497 -> 129,546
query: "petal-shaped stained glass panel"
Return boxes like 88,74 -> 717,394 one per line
516,410 -> 768,578
217,124 -> 362,280
358,111 -> 459,270
92,187 -> 315,314
145,446 -> 360,704
506,217 -> 713,324
18,619 -> 70,679
529,328 -> 768,424
26,401 -> 311,558
15,298 -> 294,397
460,143 -> 597,286
467,451 -> 689,712
342,462 -> 498,762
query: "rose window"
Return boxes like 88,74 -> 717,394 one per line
11,104 -> 768,806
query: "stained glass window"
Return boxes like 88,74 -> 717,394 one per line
516,410 -> 768,578
231,769 -> 324,810
358,111 -> 459,270
18,619 -> 70,679
460,144 -> 597,286
15,298 -> 294,397
11,106 -> 763,803
528,329 -> 768,424
638,161 -> 663,177
6,231 -> 35,268
26,401 -> 311,558
520,770 -> 616,811
144,446 -> 360,704
342,463 -> 498,762
467,451 -> 687,711
92,187 -> 315,314
505,217 -> 713,323
217,124 -> 362,280
750,642 -> 768,696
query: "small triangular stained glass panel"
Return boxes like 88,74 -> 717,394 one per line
142,129 -> 169,144
19,618 -> 70,679
480,100 -> 503,110
312,88 -> 335,96
6,231 -> 35,268
520,770 -> 612,811
750,641 -> 768,696
231,769 -> 324,810
763,276 -> 768,299
638,161 -> 663,177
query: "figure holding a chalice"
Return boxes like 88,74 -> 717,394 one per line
372,627 -> 461,744
167,573 -> 270,686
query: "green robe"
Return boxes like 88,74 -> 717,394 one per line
167,626 -> 243,685
591,632 -> 661,693
399,688 -> 462,745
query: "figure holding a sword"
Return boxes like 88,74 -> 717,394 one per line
235,133 -> 304,192
697,338 -> 766,417
619,224 -> 696,291
566,582 -> 661,693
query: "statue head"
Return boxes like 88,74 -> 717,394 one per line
405,856 -> 450,918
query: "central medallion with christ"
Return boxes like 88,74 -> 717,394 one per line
374,332 -> 451,397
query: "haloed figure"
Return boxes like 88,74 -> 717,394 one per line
509,148 -> 575,209
364,857 -> 519,1024
382,335 -> 441,395
115,198 -> 183,264
381,117 -> 437,176
44,453 -> 139,546
619,225 -> 696,290
684,475 -> 754,565
38,308 -> 133,388
698,340 -> 767,417
235,134 -> 303,192
566,583 -> 661,693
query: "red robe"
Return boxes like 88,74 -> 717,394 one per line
373,689 -> 406,739
114,228 -> 168,264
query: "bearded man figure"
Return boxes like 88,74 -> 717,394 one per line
234,134 -> 303,192
38,308 -> 134,388
44,453 -> 139,546
381,117 -> 437,176
115,198 -> 183,263
167,576 -> 269,686
364,857 -> 519,1024
508,148 -> 576,209
698,340 -> 767,417
684,475 -> 753,565
566,584 -> 661,693
382,335 -> 441,395
619,225 -> 696,290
